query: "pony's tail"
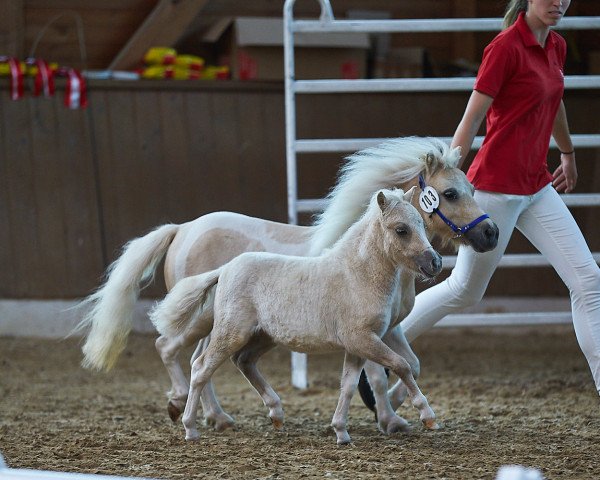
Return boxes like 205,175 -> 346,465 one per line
76,223 -> 180,371
150,269 -> 221,339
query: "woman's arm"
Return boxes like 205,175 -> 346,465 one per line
451,90 -> 494,168
551,100 -> 577,193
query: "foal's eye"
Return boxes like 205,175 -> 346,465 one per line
395,226 -> 409,236
443,189 -> 459,201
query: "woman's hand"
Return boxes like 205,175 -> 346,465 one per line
552,152 -> 577,193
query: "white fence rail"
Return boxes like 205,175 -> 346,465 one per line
284,0 -> 600,388
0,453 -> 158,480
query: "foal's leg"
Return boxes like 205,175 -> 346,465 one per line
156,298 -> 235,430
349,334 -> 437,430
361,327 -> 419,433
191,336 -> 236,431
182,332 -> 250,441
230,333 -> 283,429
156,337 -> 234,429
363,360 -> 409,434
384,326 -> 420,411
331,353 -> 366,445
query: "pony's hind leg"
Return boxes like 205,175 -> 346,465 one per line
363,361 -> 409,435
331,353 -> 366,445
231,333 -> 282,429
191,336 -> 235,431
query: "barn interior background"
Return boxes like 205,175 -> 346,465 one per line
1,0 -> 599,314
3,4 -> 600,479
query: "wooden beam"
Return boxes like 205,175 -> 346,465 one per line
109,0 -> 210,71
0,0 -> 24,57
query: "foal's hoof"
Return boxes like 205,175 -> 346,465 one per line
271,418 -> 284,430
422,419 -> 440,430
336,436 -> 352,446
185,430 -> 201,441
167,401 -> 182,422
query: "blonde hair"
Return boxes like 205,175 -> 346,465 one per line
503,0 -> 528,29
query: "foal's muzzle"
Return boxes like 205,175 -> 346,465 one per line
417,248 -> 443,278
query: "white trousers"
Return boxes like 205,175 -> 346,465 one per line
401,183 -> 600,394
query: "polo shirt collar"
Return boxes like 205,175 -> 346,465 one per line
515,11 -> 556,50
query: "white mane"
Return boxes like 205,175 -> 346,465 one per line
310,137 -> 460,255
330,187 -> 405,248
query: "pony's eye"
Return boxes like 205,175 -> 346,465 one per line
443,189 -> 459,201
395,226 -> 409,236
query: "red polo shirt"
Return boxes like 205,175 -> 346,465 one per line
467,12 -> 567,195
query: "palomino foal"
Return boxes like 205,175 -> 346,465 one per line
151,188 -> 442,444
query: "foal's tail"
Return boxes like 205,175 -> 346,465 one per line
149,269 -> 221,339
76,223 -> 180,371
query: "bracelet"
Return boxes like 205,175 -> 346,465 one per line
560,149 -> 575,155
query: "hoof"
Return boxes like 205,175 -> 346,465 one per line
423,419 -> 440,430
336,437 -> 352,445
271,418 -> 284,430
167,401 -> 182,423
380,416 -> 410,435
206,413 -> 236,432
334,429 -> 352,445
185,431 -> 201,441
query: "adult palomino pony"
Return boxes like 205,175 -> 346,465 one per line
150,188 -> 442,444
77,136 -> 499,434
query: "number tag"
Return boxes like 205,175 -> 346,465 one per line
418,186 -> 440,213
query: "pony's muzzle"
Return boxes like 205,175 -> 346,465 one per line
465,218 -> 499,253
418,248 -> 443,278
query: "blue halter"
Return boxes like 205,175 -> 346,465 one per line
418,175 -> 489,237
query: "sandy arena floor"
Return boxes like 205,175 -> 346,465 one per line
1,327 -> 599,479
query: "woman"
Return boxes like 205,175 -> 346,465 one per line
401,0 -> 600,394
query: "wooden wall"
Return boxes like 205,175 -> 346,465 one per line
1,1 -> 599,72
1,80 -> 599,299
0,80 -> 286,298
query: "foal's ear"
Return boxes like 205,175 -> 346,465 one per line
377,191 -> 388,212
403,185 -> 417,203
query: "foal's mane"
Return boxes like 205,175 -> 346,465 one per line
309,137 -> 460,255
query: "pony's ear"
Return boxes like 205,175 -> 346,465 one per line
403,185 -> 417,203
377,191 -> 388,212
425,151 -> 436,169
449,146 -> 461,168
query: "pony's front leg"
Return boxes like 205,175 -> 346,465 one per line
231,334 -> 282,429
383,326 -> 420,411
331,353 -> 366,445
363,361 -> 409,435
190,337 -> 235,431
352,334 -> 438,431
